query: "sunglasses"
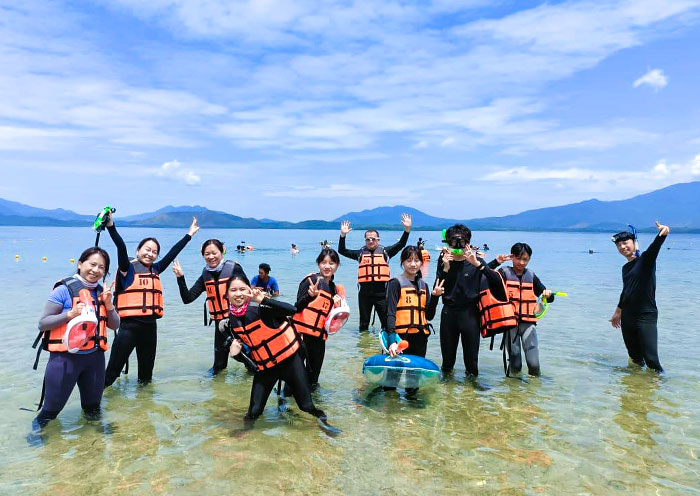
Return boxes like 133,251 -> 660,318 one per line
365,237 -> 379,242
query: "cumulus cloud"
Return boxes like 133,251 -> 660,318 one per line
633,68 -> 668,90
156,160 -> 201,185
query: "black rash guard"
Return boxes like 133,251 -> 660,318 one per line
436,255 -> 507,307
618,234 -> 667,316
177,261 -> 246,304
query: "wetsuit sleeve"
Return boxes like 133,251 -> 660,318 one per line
481,262 -> 507,300
260,297 -> 302,318
106,224 -> 131,273
38,301 -> 70,332
385,279 -> 401,337
533,274 -> 554,302
177,275 -> 205,304
105,307 -> 120,330
487,258 -> 501,270
641,234 -> 667,268
337,236 -> 361,260
295,276 -> 315,309
385,230 -> 410,258
153,234 -> 192,272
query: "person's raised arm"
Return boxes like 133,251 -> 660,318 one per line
154,217 -> 199,272
174,260 -> 206,304
105,213 -> 130,274
338,221 -> 361,260
385,214 -> 412,258
642,221 -> 669,267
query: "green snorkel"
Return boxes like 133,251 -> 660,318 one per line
533,292 -> 569,320
93,206 -> 115,246
442,229 -> 465,256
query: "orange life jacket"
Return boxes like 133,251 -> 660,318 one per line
501,267 -> 538,323
32,277 -> 109,369
357,247 -> 391,284
393,275 -> 431,335
229,306 -> 300,371
116,261 -> 164,318
421,249 -> 430,264
292,275 -> 334,340
478,271 -> 517,337
202,261 -> 240,324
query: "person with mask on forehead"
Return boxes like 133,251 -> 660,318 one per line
610,221 -> 670,372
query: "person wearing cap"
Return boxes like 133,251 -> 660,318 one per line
610,221 -> 670,372
251,263 -> 280,296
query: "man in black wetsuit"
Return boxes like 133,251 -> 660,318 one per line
436,224 -> 507,377
610,221 -> 670,372
338,214 -> 411,331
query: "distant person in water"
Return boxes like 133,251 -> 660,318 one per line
338,214 -> 412,331
291,244 -> 299,255
251,263 -> 280,296
610,221 -> 670,372
483,243 -> 490,251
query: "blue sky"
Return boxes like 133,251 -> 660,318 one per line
2,0 -> 700,221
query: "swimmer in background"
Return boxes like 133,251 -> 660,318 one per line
251,263 -> 280,296
291,244 -> 299,255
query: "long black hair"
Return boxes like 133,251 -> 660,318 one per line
316,247 -> 340,265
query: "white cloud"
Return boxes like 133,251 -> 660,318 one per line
265,183 -> 415,199
155,160 -> 201,185
633,68 -> 668,90
481,154 -> 700,190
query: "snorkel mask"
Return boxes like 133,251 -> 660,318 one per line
611,224 -> 641,257
442,229 -> 467,256
93,206 -> 115,232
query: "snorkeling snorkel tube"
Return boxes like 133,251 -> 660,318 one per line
628,224 -> 641,258
93,206 -> 116,246
442,229 -> 465,256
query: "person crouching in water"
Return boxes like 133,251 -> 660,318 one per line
436,224 -> 507,377
492,243 -> 553,376
32,247 -> 119,432
385,246 -> 444,393
218,274 -> 340,434
610,221 -> 670,372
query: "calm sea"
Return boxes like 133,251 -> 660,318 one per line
1,227 -> 698,495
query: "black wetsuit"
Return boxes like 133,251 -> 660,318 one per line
338,231 -> 409,330
295,275 -> 333,388
221,298 -> 325,422
617,234 -> 667,372
436,255 -> 507,376
104,224 -> 192,386
176,261 -> 247,373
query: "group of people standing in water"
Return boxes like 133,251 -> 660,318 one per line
30,209 -> 670,438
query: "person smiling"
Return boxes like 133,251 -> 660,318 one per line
172,239 -> 247,375
32,247 -> 119,431
291,248 -> 343,389
104,212 -> 199,387
338,214 -> 412,331
610,221 -> 670,372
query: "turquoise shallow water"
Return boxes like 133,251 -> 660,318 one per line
1,226 -> 699,495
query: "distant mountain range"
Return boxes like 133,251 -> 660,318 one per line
1,181 -> 699,232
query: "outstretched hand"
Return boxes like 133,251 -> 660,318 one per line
172,259 -> 184,277
101,280 -> 115,311
105,211 -> 114,227
655,221 -> 670,236
496,253 -> 513,265
401,213 -> 412,232
432,278 -> 445,297
248,287 -> 266,304
307,277 -> 321,298
464,246 -> 479,267
340,220 -> 352,237
188,217 -> 200,237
